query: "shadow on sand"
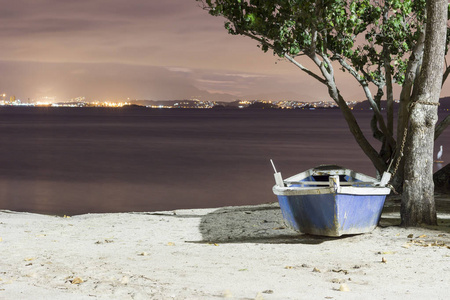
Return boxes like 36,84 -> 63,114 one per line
195,193 -> 450,244
149,193 -> 450,244
192,203 -> 347,245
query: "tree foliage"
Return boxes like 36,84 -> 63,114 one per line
203,0 -> 427,82
198,0 -> 450,179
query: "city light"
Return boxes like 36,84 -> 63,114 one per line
2,93 -> 446,111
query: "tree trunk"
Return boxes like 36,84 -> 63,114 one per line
401,0 -> 447,226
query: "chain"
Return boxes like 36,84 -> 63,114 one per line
390,99 -> 439,177
415,100 -> 440,106
391,125 -> 408,178
385,124 -> 407,195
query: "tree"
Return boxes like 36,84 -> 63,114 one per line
401,0 -> 448,226
197,0 -> 450,226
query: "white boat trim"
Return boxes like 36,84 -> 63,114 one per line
272,165 -> 391,196
273,185 -> 391,196
284,181 -> 377,186
284,166 -> 377,183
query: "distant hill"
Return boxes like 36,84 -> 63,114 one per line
126,97 -> 450,110
246,102 -> 278,109
353,97 -> 450,111
242,91 -> 305,102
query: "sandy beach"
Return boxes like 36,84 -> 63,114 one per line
1,196 -> 450,300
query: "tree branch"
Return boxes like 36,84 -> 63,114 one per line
232,27 -> 327,85
397,29 -> 425,142
371,87 -> 385,142
442,65 -> 450,87
382,4 -> 394,137
322,54 -> 334,80
335,91 -> 387,173
336,56 -> 395,148
284,54 -> 327,84
435,115 -> 450,140
383,53 -> 394,137
311,53 -> 386,173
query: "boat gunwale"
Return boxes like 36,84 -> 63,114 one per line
273,165 -> 391,196
283,165 -> 378,184
273,185 -> 391,196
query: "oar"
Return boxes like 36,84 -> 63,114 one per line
270,159 -> 284,187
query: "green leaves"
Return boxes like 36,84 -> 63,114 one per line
197,0 -> 449,87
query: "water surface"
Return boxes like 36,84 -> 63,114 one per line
0,107 -> 448,215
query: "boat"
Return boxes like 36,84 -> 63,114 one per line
272,164 -> 391,237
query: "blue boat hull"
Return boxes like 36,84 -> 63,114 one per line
277,193 -> 387,236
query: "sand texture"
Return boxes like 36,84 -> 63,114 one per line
1,198 -> 450,299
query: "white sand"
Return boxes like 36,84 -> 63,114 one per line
1,201 -> 450,300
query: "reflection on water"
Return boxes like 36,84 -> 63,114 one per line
0,107 -> 448,215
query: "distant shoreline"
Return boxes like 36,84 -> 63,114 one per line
1,97 -> 450,110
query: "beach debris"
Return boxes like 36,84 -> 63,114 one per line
409,239 -> 448,248
402,243 -> 411,248
272,226 -> 286,230
312,267 -> 321,273
71,277 -> 83,284
418,234 -> 427,238
285,266 -> 294,269
167,242 -> 175,246
1,278 -> 13,285
262,290 -> 274,294
255,292 -> 264,300
339,283 -> 350,292
95,239 -> 114,244
407,234 -> 414,238
121,276 -> 129,285
381,257 -> 387,263
63,215 -> 71,218
223,290 -> 233,298
332,269 -> 348,275
138,252 -> 148,256
24,257 -> 35,262
332,278 -> 345,284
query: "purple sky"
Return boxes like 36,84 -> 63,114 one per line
0,0 -> 448,102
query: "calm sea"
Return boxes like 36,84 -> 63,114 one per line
0,107 -> 448,215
